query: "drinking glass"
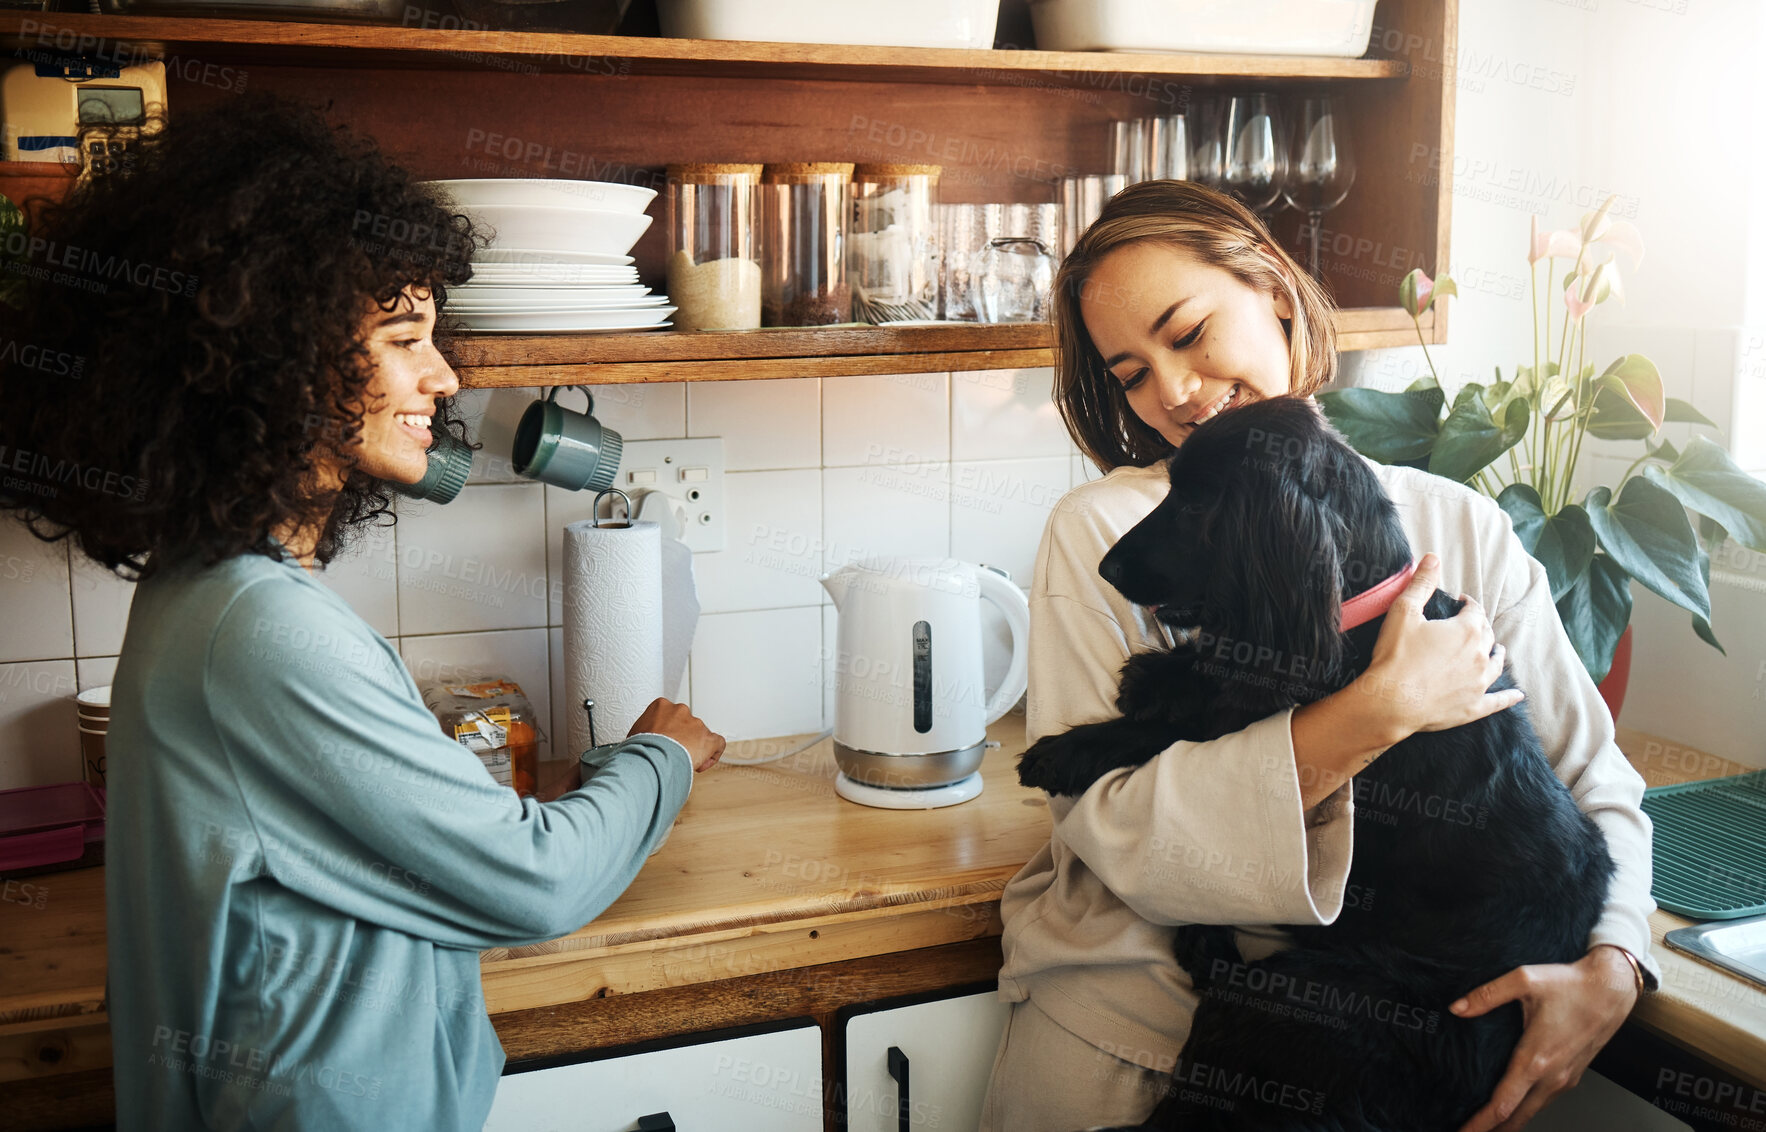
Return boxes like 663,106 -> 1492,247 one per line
1146,114 -> 1190,182
1220,93 -> 1286,215
1058,173 -> 1129,259
1281,95 -> 1357,278
1188,96 -> 1224,189
1108,119 -> 1150,184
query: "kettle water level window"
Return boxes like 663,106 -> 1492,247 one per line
913,620 -> 933,735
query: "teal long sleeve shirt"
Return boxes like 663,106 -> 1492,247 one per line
104,545 -> 693,1131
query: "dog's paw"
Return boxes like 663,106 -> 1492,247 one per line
1017,732 -> 1094,796
1115,649 -> 1205,725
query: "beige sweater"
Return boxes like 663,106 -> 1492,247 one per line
997,458 -> 1660,1072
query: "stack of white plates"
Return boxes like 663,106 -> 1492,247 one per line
421,179 -> 676,333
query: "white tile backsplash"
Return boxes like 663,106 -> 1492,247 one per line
400,628 -> 554,759
0,372 -> 1071,789
457,385 -> 542,485
823,372 -> 950,467
0,525 -> 73,663
951,367 -> 1068,461
396,483 -> 549,636
68,554 -> 134,659
688,378 -> 820,470
0,659 -> 80,786
695,469 -> 823,613
318,523 -> 400,640
822,463 -> 953,573
689,607 -> 823,742
949,456 -> 1072,587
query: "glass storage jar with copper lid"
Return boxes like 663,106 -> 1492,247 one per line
760,162 -> 853,326
666,163 -> 762,331
848,164 -> 941,323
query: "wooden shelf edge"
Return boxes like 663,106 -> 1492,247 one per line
2,14 -> 1407,83
451,309 -> 1425,385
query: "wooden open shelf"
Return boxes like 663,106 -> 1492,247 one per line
449,307 -> 1436,386
1,14 -> 1408,83
3,1 -> 1454,374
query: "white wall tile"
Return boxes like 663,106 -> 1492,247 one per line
0,660 -> 80,788
585,382 -> 686,441
77,656 -> 118,692
823,372 -> 950,468
695,469 -> 823,613
396,483 -> 549,635
456,386 -> 542,485
0,525 -> 72,663
69,554 -> 134,659
318,523 -> 400,640
399,628 -> 554,760
948,457 -> 1071,587
821,604 -> 837,730
689,608 -> 822,742
821,463 -> 952,577
688,378 -> 820,470
951,367 -> 1068,461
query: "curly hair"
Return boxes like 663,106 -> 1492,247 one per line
1050,180 -> 1337,474
0,94 -> 480,580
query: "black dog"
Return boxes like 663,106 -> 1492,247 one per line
1017,398 -> 1613,1131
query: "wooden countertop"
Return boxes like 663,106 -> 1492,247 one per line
3,720 -> 1763,1093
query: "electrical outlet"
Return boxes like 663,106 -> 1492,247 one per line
614,438 -> 725,552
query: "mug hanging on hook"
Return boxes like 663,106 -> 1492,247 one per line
512,385 -> 625,492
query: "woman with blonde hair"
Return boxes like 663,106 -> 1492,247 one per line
980,180 -> 1656,1132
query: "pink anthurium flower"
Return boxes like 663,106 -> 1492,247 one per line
1564,263 -> 1606,319
1530,223 -> 1581,263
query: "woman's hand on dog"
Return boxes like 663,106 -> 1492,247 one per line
1449,947 -> 1643,1131
1361,552 -> 1525,735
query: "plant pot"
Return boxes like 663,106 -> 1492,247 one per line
1597,624 -> 1633,721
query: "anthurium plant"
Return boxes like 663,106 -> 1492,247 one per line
1318,197 -> 1766,682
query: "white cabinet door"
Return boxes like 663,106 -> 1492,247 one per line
844,991 -> 1010,1132
484,1022 -> 823,1132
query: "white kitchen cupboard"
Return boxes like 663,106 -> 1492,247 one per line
484,1020 -> 823,1131
841,990 -> 1011,1132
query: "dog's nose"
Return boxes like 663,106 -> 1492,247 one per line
1098,553 -> 1126,591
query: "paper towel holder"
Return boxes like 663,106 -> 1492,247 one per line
593,488 -> 634,529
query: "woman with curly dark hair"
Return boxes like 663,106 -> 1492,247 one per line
0,96 -> 724,1130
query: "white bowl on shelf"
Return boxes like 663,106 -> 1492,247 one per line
453,306 -> 677,333
423,178 -> 658,215
656,0 -> 1001,49
475,248 -> 635,267
451,283 -> 653,305
448,296 -> 673,313
1029,0 -> 1377,56
465,205 -> 654,256
465,267 -> 641,286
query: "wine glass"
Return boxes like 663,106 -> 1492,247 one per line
1282,94 -> 1357,278
1220,93 -> 1286,215
1189,96 -> 1224,189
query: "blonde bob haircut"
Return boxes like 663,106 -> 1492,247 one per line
1052,180 -> 1337,473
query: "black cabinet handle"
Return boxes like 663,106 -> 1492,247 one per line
636,1114 -> 674,1132
887,1046 -> 910,1132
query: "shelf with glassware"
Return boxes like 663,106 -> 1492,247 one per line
1,0 -> 1454,373
0,13 -> 1409,83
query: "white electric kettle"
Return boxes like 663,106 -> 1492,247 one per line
821,557 -> 1030,799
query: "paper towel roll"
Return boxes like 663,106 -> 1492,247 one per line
563,518 -> 666,758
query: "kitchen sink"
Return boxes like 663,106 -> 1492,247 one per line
1666,914 -> 1766,990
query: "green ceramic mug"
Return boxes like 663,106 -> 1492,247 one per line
512,386 -> 624,492
393,428 -> 473,504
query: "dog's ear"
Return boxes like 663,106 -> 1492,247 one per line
1207,449 -> 1348,696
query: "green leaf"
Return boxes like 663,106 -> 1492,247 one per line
1316,385 -> 1445,464
1699,513 -> 1729,554
1405,374 -> 1441,394
1555,554 -> 1633,683
1641,435 -> 1766,552
1597,355 -> 1665,431
1500,484 -> 1597,602
1586,383 -> 1658,440
1690,542 -> 1725,653
1431,388 -> 1528,484
1479,380 -> 1513,414
1584,478 -> 1712,621
1646,436 -> 1679,463
1664,398 -> 1718,427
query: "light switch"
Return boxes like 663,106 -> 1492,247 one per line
679,467 -> 709,483
628,469 -> 657,485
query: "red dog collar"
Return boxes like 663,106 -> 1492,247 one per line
1339,560 -> 1419,631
